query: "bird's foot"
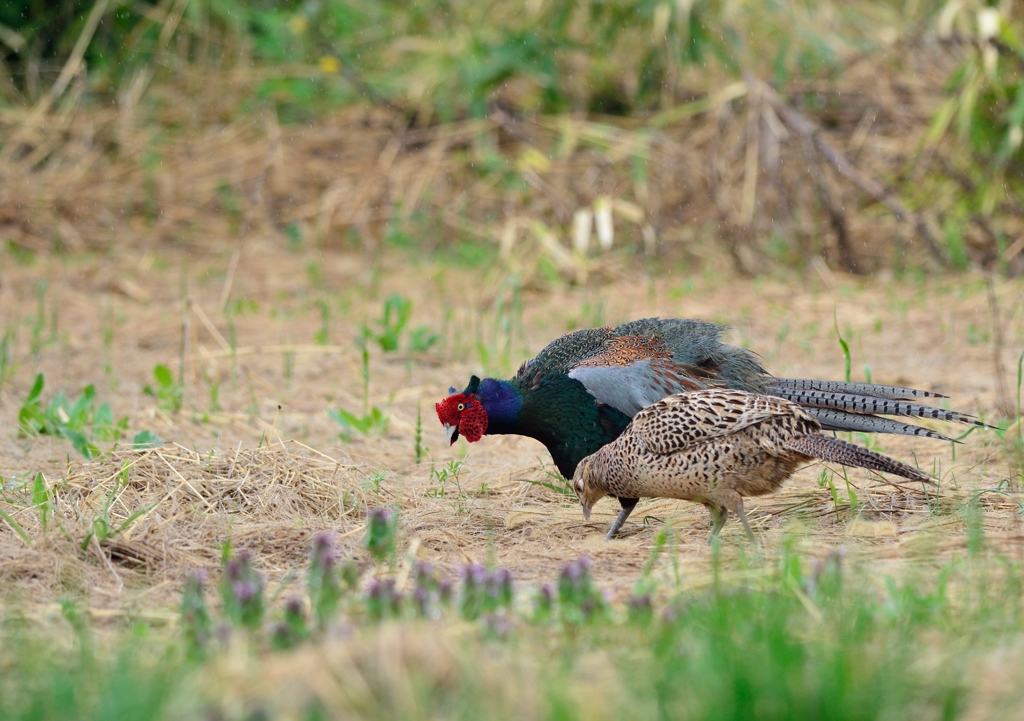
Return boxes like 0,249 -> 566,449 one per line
603,499 -> 638,541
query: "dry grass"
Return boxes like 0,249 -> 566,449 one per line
0,230 -> 1022,623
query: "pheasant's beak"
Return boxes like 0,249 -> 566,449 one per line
581,499 -> 592,521
443,423 -> 459,446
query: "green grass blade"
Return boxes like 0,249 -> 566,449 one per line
833,307 -> 851,383
0,506 -> 31,546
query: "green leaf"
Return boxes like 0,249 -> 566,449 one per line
833,308 -> 851,383
31,473 -> 51,529
132,430 -> 163,448
66,384 -> 96,425
0,506 -> 31,546
60,427 -> 98,459
956,65 -> 982,140
25,373 -> 44,403
94,402 -> 114,428
18,374 -> 47,436
153,364 -> 174,388
521,478 -> 575,497
92,516 -> 110,544
147,364 -> 182,412
18,403 -> 45,435
409,326 -> 441,352
113,501 -> 159,537
926,98 -> 957,145
330,406 -> 389,437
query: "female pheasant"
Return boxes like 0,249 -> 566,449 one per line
435,318 -> 982,483
572,389 -> 933,542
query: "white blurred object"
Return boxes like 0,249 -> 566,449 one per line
594,197 -> 614,251
978,8 -> 1000,77
573,208 -> 593,254
977,6 -> 1000,38
642,224 -> 657,254
1009,126 -> 1023,152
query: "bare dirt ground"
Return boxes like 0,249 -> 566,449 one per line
0,239 -> 1022,621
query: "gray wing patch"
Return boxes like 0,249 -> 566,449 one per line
568,362 -> 678,417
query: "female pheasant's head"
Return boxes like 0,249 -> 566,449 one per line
572,455 -> 609,521
435,390 -> 488,445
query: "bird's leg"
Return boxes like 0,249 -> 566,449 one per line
733,497 -> 757,544
705,503 -> 728,545
734,501 -> 757,545
720,490 -> 757,545
604,497 -> 639,540
702,501 -> 717,529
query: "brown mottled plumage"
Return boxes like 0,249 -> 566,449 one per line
572,389 -> 934,543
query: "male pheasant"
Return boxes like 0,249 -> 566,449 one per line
572,389 -> 933,542
435,318 -> 982,483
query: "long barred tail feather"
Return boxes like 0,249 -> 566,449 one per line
764,378 -> 991,441
768,378 -> 947,401
805,409 -> 956,442
769,387 -> 983,425
786,434 -> 935,485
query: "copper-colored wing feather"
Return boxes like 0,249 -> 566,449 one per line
566,335 -> 726,417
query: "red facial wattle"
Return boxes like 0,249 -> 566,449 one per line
457,401 -> 487,442
435,393 -> 488,445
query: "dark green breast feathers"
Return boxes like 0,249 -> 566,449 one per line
434,317 -> 986,479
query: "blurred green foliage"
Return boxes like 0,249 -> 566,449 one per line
0,0 -> 884,116
3,1 -> 1019,155
17,373 -> 128,458
3,0 -> 1019,163
5,1 -> 1019,170
915,4 -> 1024,271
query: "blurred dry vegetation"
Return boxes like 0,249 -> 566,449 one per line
0,0 -> 1023,279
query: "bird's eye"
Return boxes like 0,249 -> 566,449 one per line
457,403 -> 465,411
